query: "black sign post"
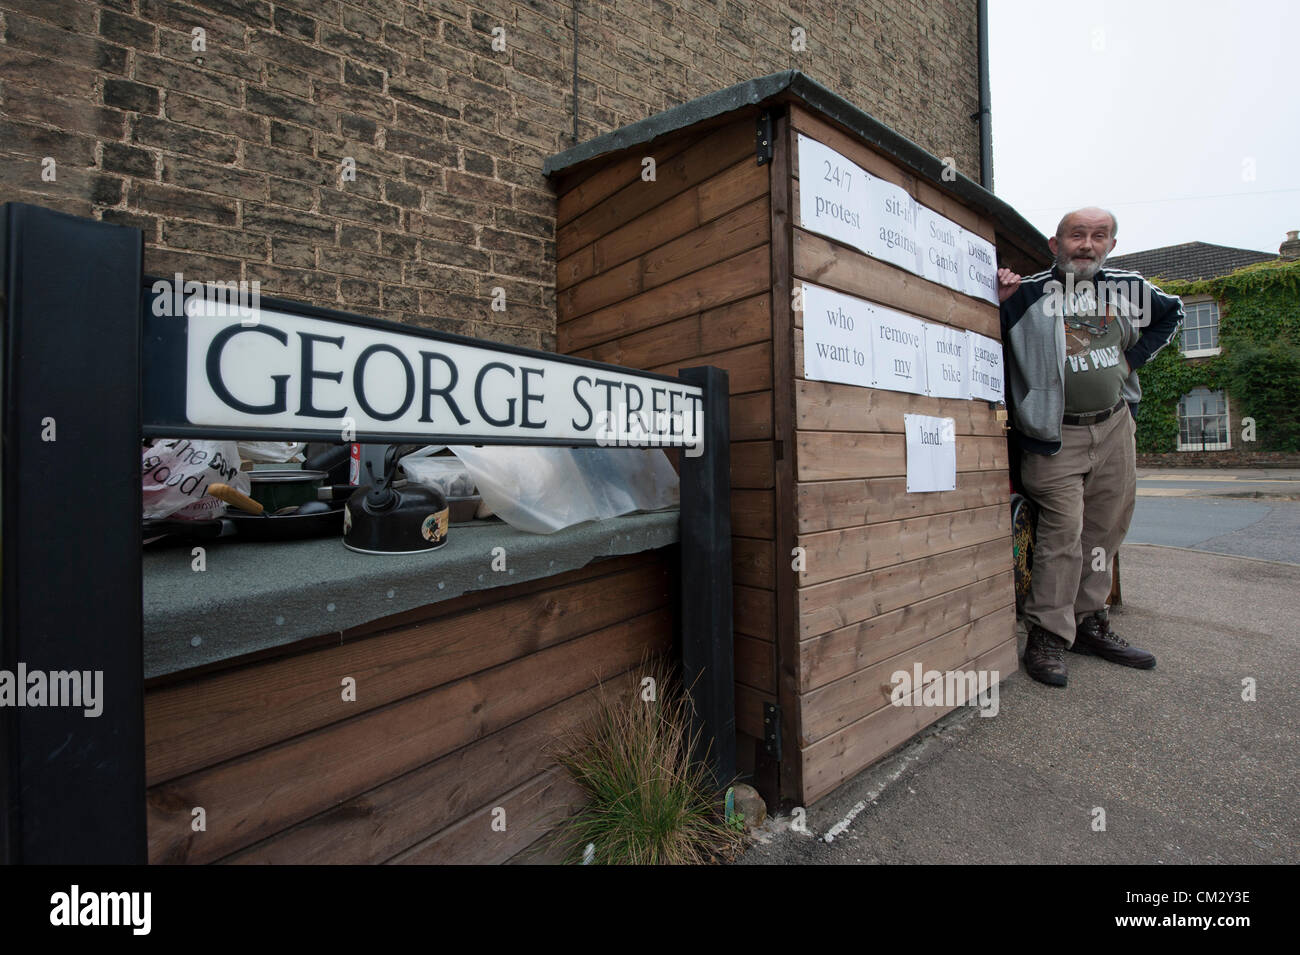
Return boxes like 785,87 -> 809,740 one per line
1,203 -> 146,863
1,201 -> 735,862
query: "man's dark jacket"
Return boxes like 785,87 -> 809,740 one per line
1000,265 -> 1184,455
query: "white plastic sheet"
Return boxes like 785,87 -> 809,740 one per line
445,445 -> 679,534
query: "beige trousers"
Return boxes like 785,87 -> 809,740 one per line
1020,408 -> 1136,644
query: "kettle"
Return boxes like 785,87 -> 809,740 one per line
343,447 -> 449,555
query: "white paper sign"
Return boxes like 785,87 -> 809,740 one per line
962,231 -> 1000,305
865,179 -> 921,274
870,305 -> 927,394
917,206 -> 964,291
797,134 -> 872,254
925,322 -> 970,399
800,283 -> 871,386
967,331 -> 1005,402
905,414 -> 957,493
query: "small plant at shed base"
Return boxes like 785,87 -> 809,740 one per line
548,656 -> 744,865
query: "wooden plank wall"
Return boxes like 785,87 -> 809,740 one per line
553,114 -> 778,774
783,106 -> 1018,804
143,549 -> 674,864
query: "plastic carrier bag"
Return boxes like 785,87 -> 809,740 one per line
142,438 -> 251,520
445,446 -> 679,535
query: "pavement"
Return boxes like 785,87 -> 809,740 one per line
738,541 -> 1299,864
1136,467 -> 1300,499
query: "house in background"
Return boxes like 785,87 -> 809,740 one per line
1108,231 -> 1300,456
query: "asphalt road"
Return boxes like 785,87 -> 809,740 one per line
1127,497 -> 1300,565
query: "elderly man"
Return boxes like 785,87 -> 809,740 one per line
997,207 -> 1184,686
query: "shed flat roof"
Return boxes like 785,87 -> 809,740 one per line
543,70 -> 1048,258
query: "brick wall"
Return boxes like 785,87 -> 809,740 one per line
0,0 -> 983,348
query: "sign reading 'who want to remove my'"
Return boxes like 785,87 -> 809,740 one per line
801,282 -> 1004,402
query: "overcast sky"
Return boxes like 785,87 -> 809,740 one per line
988,0 -> 1299,256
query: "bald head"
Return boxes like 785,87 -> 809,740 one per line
1056,207 -> 1118,239
1049,207 -> 1118,279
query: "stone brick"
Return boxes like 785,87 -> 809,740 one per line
267,176 -> 316,208
243,201 -> 336,241
165,93 -> 267,143
344,61 -> 385,90
270,121 -> 314,151
0,47 -> 99,97
318,188 -> 401,228
102,142 -> 157,178
271,236 -> 317,268
382,22 -> 422,58
381,283 -> 419,310
389,73 -> 462,118
163,220 -> 269,259
477,226 -> 543,257
156,29 -> 264,83
0,119 -> 97,164
407,211 -> 476,244
418,237 -> 491,272
273,6 -> 317,42
4,0 -> 97,33
318,246 -> 404,284
4,85 -> 124,139
140,0 -> 247,48
318,29 -> 402,75
338,224 -> 380,252
130,182 -> 238,225
341,7 -> 382,39
99,9 -> 156,49
381,230 -> 419,259
133,116 -> 238,163
341,114 -> 379,144
144,246 -> 244,281
4,11 -> 127,74
104,79 -> 161,115
250,30 -> 341,78
246,87 -> 337,133
385,128 -> 459,167
339,276 -> 382,307
384,179 -> 422,209
101,207 -> 160,240
494,206 -> 553,238
134,55 -> 243,107
249,262 -> 339,302
462,148 -> 494,176
312,79 -> 392,121
243,144 -> 331,185
161,154 -> 267,200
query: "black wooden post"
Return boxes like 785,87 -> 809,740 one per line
1,203 -> 146,863
677,365 -> 735,784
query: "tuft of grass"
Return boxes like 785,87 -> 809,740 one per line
547,656 -> 744,865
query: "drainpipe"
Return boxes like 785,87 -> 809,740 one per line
976,0 -> 993,191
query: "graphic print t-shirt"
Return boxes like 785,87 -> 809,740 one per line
1063,311 -> 1128,415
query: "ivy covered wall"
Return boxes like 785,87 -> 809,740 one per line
1134,259 -> 1300,453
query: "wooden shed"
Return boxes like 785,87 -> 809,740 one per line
545,71 -> 1048,807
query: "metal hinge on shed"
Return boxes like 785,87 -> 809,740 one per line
763,702 -> 782,759
756,110 -> 773,165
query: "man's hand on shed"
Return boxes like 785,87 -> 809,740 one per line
997,267 -> 1022,303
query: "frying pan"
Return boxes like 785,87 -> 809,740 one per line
142,502 -> 346,544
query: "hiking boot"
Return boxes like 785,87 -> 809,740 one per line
1073,613 -> 1156,669
1023,625 -> 1069,686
